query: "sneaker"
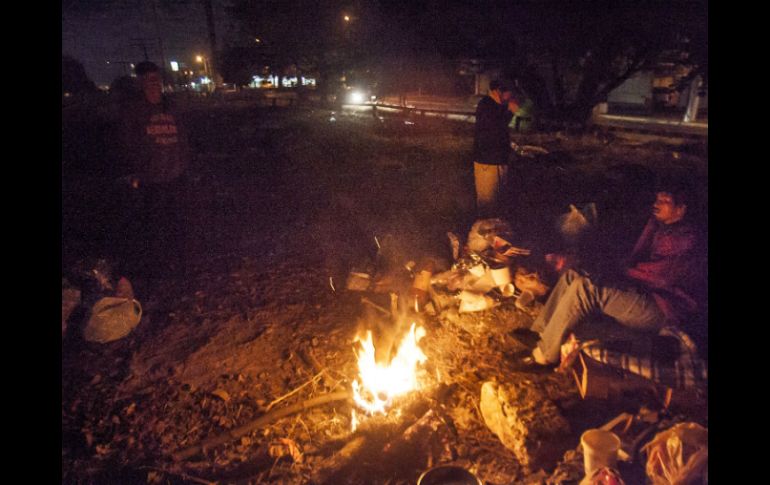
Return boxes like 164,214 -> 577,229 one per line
510,348 -> 554,372
532,346 -> 549,365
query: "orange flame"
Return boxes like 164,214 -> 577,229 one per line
352,322 -> 427,417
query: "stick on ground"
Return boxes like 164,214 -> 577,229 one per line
266,370 -> 326,411
172,391 -> 351,461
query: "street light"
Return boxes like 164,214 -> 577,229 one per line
343,14 -> 350,22
195,55 -> 210,78
195,55 -> 214,92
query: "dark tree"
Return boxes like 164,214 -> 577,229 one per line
218,46 -> 269,86
415,2 -> 707,127
62,55 -> 97,94
492,4 -> 707,126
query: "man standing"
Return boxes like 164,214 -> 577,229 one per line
473,80 -> 519,216
527,184 -> 703,365
111,61 -> 191,292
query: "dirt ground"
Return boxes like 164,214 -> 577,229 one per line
62,99 -> 708,484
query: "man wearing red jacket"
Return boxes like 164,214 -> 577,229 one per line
110,61 -> 191,290
528,185 -> 703,365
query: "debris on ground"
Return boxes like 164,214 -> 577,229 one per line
63,108 -> 707,484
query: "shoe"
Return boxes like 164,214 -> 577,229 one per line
532,346 -> 549,365
511,353 -> 553,372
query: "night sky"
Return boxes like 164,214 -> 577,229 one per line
62,0 -> 237,86
63,1 -> 706,90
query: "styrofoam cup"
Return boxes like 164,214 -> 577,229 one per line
490,266 -> 511,287
581,429 -> 620,477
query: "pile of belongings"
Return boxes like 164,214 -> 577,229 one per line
341,219 -> 553,317
430,219 -> 549,313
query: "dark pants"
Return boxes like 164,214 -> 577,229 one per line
108,177 -> 188,290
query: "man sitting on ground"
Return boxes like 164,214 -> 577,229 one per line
527,183 -> 704,366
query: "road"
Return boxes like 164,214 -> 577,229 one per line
371,95 -> 707,138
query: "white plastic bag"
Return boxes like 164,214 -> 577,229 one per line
642,422 -> 708,485
557,203 -> 597,244
467,218 -> 513,253
83,297 -> 142,343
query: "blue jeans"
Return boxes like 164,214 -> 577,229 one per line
531,269 -> 665,364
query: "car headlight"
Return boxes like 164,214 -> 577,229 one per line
348,91 -> 365,104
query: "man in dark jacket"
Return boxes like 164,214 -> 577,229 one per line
110,61 -> 191,290
527,184 -> 704,365
473,80 -> 519,216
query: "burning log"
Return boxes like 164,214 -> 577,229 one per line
309,435 -> 368,484
379,409 -> 454,473
171,391 -> 351,461
311,401 -> 438,484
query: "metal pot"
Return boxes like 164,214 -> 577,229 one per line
416,465 -> 483,485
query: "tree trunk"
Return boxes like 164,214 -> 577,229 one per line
202,0 -> 218,84
683,75 -> 702,123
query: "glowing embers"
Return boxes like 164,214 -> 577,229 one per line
351,323 -> 427,419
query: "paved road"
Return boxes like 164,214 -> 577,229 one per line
373,95 -> 707,138
593,113 -> 707,137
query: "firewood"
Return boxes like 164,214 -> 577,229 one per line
172,391 -> 351,461
309,435 -> 368,484
296,345 -> 335,390
360,297 -> 392,317
266,370 -> 326,411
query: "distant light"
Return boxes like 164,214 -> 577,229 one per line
348,91 -> 365,104
255,38 -> 261,43
196,55 -> 203,63
130,63 -> 135,68
170,61 -> 179,72
344,15 -> 350,22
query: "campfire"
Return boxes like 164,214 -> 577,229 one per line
351,322 -> 427,428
